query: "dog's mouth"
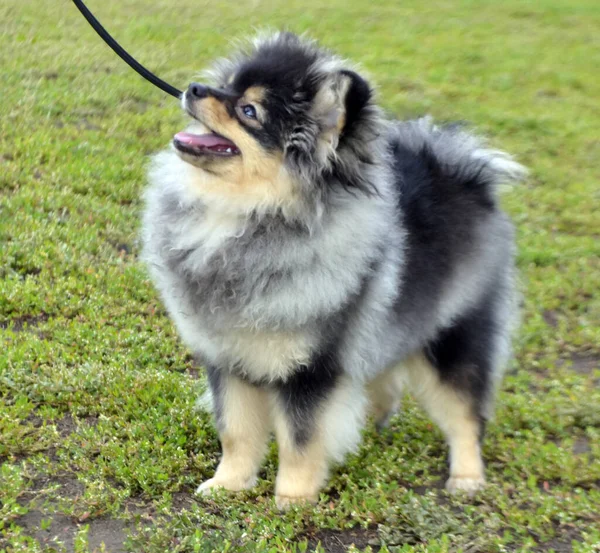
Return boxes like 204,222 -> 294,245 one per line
173,131 -> 240,158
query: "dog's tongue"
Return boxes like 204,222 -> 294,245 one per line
174,132 -> 237,150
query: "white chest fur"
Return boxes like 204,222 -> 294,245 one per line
202,326 -> 314,382
159,207 -> 315,382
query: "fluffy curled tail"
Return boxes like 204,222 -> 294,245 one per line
391,116 -> 527,198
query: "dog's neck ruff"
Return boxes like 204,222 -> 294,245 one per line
71,0 -> 182,99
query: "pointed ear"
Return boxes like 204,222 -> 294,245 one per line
311,70 -> 372,149
339,70 -> 372,134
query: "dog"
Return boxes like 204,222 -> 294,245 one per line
142,31 -> 524,509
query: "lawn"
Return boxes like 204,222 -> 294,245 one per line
1,0 -> 599,551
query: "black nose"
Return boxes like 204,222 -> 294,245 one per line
188,83 -> 208,99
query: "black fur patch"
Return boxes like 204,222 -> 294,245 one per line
228,33 -> 320,151
205,364 -> 225,431
339,70 -> 372,139
424,284 -> 503,420
391,136 -> 499,325
274,262 -> 377,448
275,347 -> 341,447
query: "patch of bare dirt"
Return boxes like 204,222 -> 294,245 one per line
24,473 -> 85,501
18,509 -> 129,553
18,472 -> 201,552
0,312 -> 50,331
308,527 -> 380,552
18,473 -> 135,553
573,437 -> 591,455
569,354 -> 599,375
534,525 -> 583,553
556,353 -> 599,375
171,491 -> 197,512
542,310 -> 559,328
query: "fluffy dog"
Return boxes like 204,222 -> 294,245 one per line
142,32 -> 524,508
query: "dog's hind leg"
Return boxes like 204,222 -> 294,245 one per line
271,367 -> 367,509
405,353 -> 486,494
405,286 -> 512,494
197,369 -> 271,494
367,365 -> 406,431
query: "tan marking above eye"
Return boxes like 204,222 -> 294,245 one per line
243,86 -> 267,104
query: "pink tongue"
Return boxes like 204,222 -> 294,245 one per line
174,131 -> 236,149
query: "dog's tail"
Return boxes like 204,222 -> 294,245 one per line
390,117 -> 527,199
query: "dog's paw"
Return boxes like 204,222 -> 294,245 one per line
275,494 -> 318,511
196,475 -> 256,495
445,475 -> 486,496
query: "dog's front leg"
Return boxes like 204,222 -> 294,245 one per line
271,363 -> 367,510
197,368 -> 271,494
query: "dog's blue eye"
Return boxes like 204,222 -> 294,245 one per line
242,105 -> 257,119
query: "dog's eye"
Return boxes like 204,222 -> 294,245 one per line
241,105 -> 257,119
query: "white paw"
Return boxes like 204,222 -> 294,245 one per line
196,475 -> 256,495
196,478 -> 223,495
445,475 -> 486,495
275,494 -> 317,511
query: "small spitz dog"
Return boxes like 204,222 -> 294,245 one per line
142,32 -> 524,508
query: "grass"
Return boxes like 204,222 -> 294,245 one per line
1,0 -> 599,551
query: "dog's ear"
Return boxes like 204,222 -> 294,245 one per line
311,70 -> 371,151
338,70 -> 372,135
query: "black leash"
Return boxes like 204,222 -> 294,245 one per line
71,0 -> 182,98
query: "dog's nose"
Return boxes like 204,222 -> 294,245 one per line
188,83 -> 208,99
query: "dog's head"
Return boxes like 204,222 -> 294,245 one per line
173,32 -> 384,215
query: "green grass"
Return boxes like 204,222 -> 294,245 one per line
1,0 -> 599,551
